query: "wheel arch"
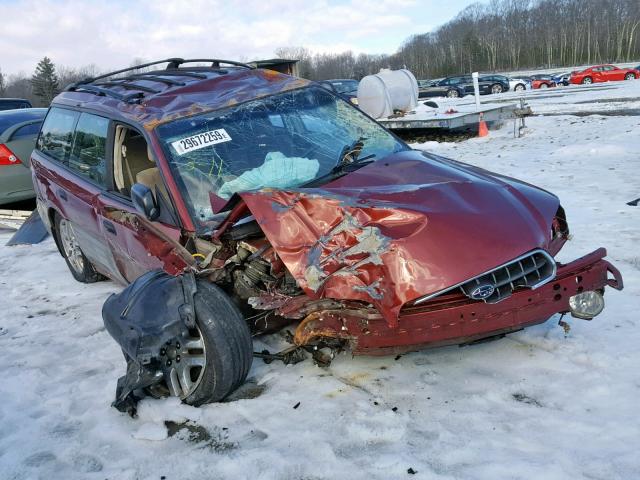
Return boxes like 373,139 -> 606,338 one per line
48,207 -> 65,256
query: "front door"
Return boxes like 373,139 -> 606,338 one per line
95,125 -> 190,283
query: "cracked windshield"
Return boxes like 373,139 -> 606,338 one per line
157,86 -> 406,230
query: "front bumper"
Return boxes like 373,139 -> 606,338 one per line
293,248 -> 623,355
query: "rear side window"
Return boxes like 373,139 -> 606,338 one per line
68,113 -> 109,186
0,100 -> 30,111
10,122 -> 42,140
37,108 -> 80,163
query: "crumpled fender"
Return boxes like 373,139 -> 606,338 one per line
238,152 -> 560,327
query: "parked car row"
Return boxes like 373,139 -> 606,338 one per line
417,63 -> 639,98
417,74 -> 526,99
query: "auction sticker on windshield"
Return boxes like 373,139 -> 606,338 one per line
171,129 -> 232,155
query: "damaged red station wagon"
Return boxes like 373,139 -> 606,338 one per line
30,59 -> 623,410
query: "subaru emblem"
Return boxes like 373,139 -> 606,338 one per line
470,284 -> 495,300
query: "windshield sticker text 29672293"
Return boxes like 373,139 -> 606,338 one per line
171,129 -> 232,155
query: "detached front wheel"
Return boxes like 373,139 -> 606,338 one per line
167,282 -> 253,406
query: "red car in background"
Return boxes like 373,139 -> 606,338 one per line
529,75 -> 556,89
570,64 -> 639,84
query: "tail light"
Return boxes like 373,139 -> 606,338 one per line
0,144 -> 21,165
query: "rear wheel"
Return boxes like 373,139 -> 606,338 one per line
446,89 -> 460,98
55,214 -> 104,283
491,83 -> 503,94
582,77 -> 593,85
624,73 -> 635,80
540,83 -> 549,89
514,84 -> 525,92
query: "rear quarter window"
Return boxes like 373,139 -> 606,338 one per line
10,122 -> 42,140
37,107 -> 80,163
0,100 -> 31,111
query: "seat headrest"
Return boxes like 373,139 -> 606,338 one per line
125,135 -> 150,162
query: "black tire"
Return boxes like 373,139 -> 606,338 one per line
54,213 -> 104,283
582,77 -> 593,85
491,83 -> 503,94
446,89 -> 460,98
624,73 -> 635,80
514,84 -> 525,92
540,83 -> 549,89
183,281 -> 253,406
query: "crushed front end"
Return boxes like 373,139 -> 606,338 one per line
217,152 -> 624,354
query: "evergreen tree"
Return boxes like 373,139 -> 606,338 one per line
0,68 -> 5,96
31,57 -> 59,105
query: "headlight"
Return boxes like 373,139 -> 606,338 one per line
350,98 -> 359,105
569,291 -> 605,319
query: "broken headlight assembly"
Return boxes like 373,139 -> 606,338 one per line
569,290 -> 605,319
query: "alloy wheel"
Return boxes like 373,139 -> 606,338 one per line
161,326 -> 207,399
59,219 -> 85,274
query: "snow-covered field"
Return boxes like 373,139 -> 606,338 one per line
1,83 -> 639,480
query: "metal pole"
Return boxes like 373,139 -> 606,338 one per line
472,72 -> 481,111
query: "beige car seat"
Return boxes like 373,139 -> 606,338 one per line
136,146 -> 168,199
120,134 -> 168,199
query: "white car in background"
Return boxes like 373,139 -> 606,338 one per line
508,77 -> 530,91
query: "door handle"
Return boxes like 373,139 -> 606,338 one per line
58,190 -> 67,201
103,220 -> 117,235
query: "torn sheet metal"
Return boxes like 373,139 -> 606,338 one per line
238,151 -> 561,327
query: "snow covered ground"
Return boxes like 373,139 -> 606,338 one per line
1,83 -> 639,480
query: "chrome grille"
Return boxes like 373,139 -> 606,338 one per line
459,250 -> 556,304
412,249 -> 557,306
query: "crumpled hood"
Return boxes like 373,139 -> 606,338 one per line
238,150 -> 560,327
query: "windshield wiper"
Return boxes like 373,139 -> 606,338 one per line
301,153 -> 376,188
336,136 -> 367,167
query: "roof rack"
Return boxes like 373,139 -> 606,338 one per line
68,84 -> 144,103
76,58 -> 253,85
64,57 -> 255,104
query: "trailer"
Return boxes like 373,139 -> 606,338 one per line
377,102 -> 531,131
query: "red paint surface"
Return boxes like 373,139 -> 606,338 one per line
570,64 -> 639,84
294,248 -> 623,354
239,151 -> 563,327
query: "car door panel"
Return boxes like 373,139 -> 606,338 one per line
31,150 -> 118,277
96,193 -> 189,283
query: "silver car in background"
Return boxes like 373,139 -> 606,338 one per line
0,108 -> 47,205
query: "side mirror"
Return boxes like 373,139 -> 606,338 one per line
131,183 -> 160,221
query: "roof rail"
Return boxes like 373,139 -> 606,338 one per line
72,58 -> 254,86
63,58 -> 256,104
67,84 -> 144,103
165,58 -> 255,70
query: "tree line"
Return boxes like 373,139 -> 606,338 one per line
2,0 -> 639,105
278,0 -> 640,80
0,57 -> 100,107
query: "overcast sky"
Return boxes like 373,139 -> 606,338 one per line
1,0 -> 478,75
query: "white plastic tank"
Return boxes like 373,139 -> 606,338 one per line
357,69 -> 419,119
